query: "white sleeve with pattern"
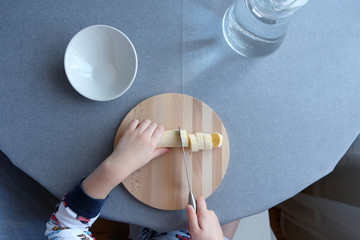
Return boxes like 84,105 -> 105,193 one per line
45,200 -> 99,240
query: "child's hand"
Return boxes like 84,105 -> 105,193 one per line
109,119 -> 169,177
186,196 -> 224,240
82,119 -> 168,199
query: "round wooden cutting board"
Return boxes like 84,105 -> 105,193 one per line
114,93 -> 230,210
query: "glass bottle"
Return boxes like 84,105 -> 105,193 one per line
222,0 -> 308,58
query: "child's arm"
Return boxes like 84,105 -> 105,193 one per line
45,119 -> 168,240
82,119 -> 168,199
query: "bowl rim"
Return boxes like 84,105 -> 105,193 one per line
64,24 -> 138,101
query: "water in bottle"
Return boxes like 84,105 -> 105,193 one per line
223,0 -> 308,58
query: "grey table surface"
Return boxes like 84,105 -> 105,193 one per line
1,0 -> 360,232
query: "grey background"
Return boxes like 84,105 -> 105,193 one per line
1,0 -> 360,232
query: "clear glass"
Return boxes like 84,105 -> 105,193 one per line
222,0 -> 308,58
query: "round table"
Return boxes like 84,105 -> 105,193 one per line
1,0 -> 359,232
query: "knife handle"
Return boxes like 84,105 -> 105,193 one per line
188,191 -> 197,213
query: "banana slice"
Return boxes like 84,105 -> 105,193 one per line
195,133 -> 205,150
203,133 -> 213,150
188,134 -> 199,152
211,132 -> 223,148
179,129 -> 188,147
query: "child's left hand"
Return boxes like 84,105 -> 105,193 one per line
108,119 -> 169,177
81,119 -> 169,199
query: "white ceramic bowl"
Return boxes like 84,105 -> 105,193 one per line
64,25 -> 138,101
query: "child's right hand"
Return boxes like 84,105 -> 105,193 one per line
186,196 -> 224,240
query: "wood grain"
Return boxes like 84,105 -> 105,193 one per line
114,93 -> 230,210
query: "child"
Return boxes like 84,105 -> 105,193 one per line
45,119 -> 233,240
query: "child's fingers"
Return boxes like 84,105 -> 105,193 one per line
151,148 -> 170,160
196,196 -> 208,214
144,122 -> 158,136
126,119 -> 140,133
136,119 -> 151,133
186,204 -> 200,233
152,125 -> 164,141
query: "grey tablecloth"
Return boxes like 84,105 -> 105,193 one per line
0,150 -> 57,239
1,0 -> 360,232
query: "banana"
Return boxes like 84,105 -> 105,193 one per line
211,132 -> 223,148
195,133 -> 205,150
157,129 -> 223,153
157,129 -> 188,148
203,133 -> 213,150
188,134 -> 199,152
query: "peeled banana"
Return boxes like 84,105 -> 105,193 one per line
157,129 -> 223,152
157,129 -> 189,148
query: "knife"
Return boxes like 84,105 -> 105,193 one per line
178,126 -> 197,212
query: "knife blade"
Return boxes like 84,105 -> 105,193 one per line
178,126 -> 197,212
